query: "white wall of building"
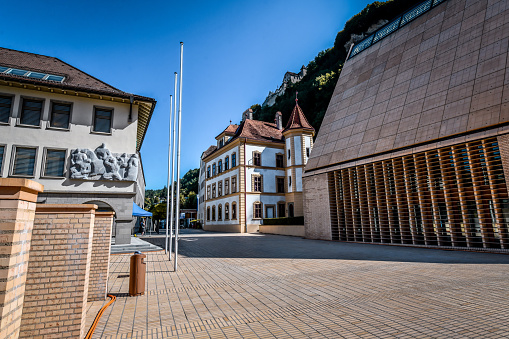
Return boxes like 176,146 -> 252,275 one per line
295,167 -> 303,192
304,135 -> 312,164
205,145 -> 239,174
287,168 -> 293,193
0,86 -> 138,192
245,167 -> 285,193
205,195 -> 239,225
246,194 -> 285,224
285,138 -> 292,166
245,144 -> 282,167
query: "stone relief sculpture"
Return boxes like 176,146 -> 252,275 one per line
70,143 -> 139,181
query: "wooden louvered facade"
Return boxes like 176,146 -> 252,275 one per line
327,137 -> 509,249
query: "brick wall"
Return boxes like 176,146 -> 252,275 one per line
88,211 -> 114,302
303,173 -> 331,240
19,204 -> 96,339
0,178 -> 43,339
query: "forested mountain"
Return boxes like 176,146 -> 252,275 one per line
253,0 -> 425,134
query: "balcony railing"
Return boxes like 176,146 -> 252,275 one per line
349,0 -> 447,60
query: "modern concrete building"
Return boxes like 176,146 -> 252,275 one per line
198,104 -> 314,232
0,47 -> 156,244
304,0 -> 509,250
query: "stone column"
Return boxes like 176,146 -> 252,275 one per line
0,178 -> 43,339
88,211 -> 114,302
19,204 -> 96,339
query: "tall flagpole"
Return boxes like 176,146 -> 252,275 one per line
169,72 -> 178,261
174,42 -> 183,272
165,94 -> 173,254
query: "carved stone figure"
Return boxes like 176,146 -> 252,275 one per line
69,144 -> 138,181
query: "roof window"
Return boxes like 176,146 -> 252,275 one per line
0,66 -> 65,83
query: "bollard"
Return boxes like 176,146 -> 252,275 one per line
129,251 -> 146,296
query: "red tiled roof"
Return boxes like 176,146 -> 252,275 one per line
235,119 -> 284,143
0,47 -> 154,102
283,101 -> 315,133
215,124 -> 239,139
202,145 -> 217,159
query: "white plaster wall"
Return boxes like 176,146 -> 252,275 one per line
287,168 -> 293,193
245,167 -> 285,193
304,136 -> 312,164
205,145 -> 239,173
246,194 -> 286,224
285,138 -> 292,166
0,86 -> 138,192
206,195 -> 239,225
245,144 -> 282,167
205,168 -> 240,198
296,167 -> 303,192
294,135 -> 302,165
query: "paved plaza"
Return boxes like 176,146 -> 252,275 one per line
86,230 -> 509,338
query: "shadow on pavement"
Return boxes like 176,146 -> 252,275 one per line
141,229 -> 509,264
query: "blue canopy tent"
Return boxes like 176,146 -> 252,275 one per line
133,202 -> 153,234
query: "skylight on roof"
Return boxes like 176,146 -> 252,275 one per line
0,66 -> 65,83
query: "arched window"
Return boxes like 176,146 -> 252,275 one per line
218,181 -> 222,196
277,201 -> 285,218
225,156 -> 229,170
225,203 -> 230,220
212,163 -> 216,176
232,153 -> 237,167
218,160 -> 222,173
253,202 -> 263,219
212,206 -> 216,221
232,202 -> 237,220
207,207 -> 210,221
207,166 -> 211,178
218,204 -> 222,220
288,203 -> 294,217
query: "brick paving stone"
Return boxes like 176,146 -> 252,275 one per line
85,230 -> 509,338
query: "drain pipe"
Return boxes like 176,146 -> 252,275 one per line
244,139 -> 248,233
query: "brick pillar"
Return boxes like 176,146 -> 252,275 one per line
88,211 -> 114,302
19,204 -> 97,339
0,178 -> 43,339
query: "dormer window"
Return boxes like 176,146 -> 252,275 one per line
219,139 -> 224,147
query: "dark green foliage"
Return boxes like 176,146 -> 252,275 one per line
263,216 -> 305,225
253,0 -> 425,135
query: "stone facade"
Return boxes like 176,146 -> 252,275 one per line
0,179 -> 43,339
19,204 -> 96,339
304,0 -> 509,251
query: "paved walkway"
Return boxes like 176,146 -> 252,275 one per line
86,230 -> 509,338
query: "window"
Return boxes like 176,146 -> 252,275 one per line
0,66 -> 65,82
207,185 -> 211,200
218,204 -> 222,220
288,203 -> 294,217
253,175 -> 262,192
232,153 -> 236,167
254,202 -> 262,219
212,206 -> 216,221
232,176 -> 237,193
253,152 -> 261,166
232,202 -> 237,220
218,160 -> 222,173
207,166 -> 211,178
12,146 -> 37,177
207,207 -> 210,221
288,175 -> 292,188
225,156 -> 229,170
306,147 -> 310,158
278,202 -> 286,217
0,95 -> 12,123
277,177 -> 285,193
225,203 -> 229,220
20,98 -> 43,126
93,107 -> 112,133
49,102 -> 71,129
212,163 -> 216,176
218,181 -> 222,196
225,179 -> 229,195
219,139 -> 224,147
43,149 -> 66,177
212,184 -> 216,198
276,154 -> 284,168
288,149 -> 291,159
0,145 -> 4,175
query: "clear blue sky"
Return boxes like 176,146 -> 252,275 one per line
5,0 -> 373,189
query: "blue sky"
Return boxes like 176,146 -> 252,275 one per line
4,0 -> 373,189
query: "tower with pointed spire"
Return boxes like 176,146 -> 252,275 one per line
282,94 -> 315,217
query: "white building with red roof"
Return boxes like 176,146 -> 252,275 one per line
198,102 -> 314,233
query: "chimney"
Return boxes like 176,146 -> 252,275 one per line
242,108 -> 253,122
275,111 -> 283,130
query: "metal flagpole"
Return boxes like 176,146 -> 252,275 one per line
169,72 -> 178,261
165,95 -> 173,254
174,42 -> 183,272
